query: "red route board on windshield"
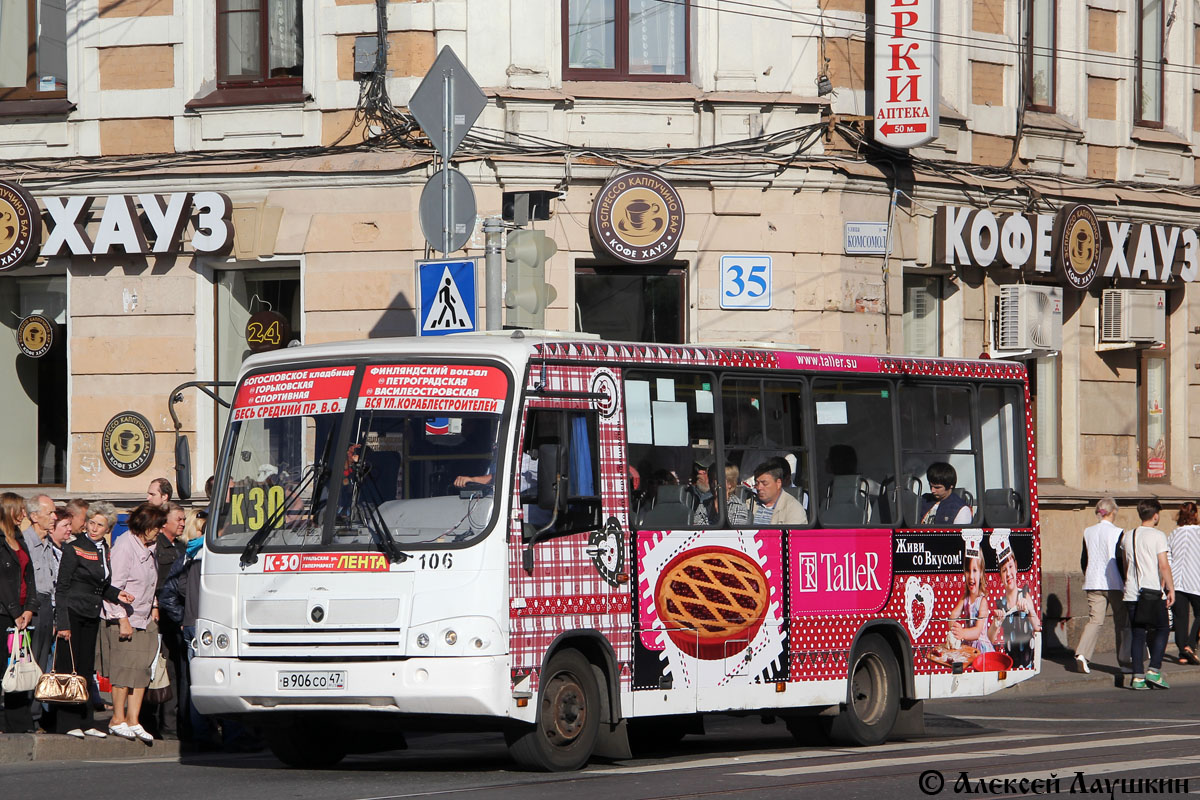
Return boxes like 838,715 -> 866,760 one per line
232,366 -> 356,420
357,364 -> 508,413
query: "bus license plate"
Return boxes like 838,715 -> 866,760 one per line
277,670 -> 346,691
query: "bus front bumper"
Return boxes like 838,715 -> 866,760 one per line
190,655 -> 511,718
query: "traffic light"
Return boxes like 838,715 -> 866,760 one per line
504,229 -> 558,329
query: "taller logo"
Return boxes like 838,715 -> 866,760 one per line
590,171 -> 684,264
1053,204 -> 1102,290
0,180 -> 40,271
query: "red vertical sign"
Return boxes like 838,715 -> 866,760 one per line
873,0 -> 940,148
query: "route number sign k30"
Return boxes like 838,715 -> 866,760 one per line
720,254 -> 772,310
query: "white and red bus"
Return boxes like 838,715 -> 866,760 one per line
191,333 -> 1040,770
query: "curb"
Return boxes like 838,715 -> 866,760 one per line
0,733 -> 181,763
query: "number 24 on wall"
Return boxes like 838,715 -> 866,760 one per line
247,319 -> 281,346
720,254 -> 772,310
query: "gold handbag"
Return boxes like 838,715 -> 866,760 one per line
34,639 -> 89,704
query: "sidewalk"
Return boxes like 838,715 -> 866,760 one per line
1013,649 -> 1200,694
0,732 -> 181,763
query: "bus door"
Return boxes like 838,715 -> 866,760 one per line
508,366 -> 633,699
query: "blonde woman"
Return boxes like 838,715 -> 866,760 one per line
181,509 -> 207,543
0,492 -> 37,733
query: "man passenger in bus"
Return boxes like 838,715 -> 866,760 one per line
749,461 -> 807,526
919,462 -> 972,525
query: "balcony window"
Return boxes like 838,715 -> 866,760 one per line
1026,0 -> 1055,111
0,0 -> 67,102
1136,0 -> 1164,126
217,0 -> 302,86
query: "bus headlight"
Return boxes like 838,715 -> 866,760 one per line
444,630 -> 458,646
195,620 -> 235,657
201,630 -> 214,647
416,633 -> 430,648
216,634 -> 230,650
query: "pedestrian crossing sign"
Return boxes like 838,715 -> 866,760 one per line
417,258 -> 478,336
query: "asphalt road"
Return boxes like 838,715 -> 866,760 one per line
6,678 -> 1199,799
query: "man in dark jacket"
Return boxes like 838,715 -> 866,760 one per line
147,502 -> 187,740
918,462 -> 973,525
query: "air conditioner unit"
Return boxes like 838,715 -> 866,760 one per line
995,285 -> 1063,351
1101,289 -> 1165,343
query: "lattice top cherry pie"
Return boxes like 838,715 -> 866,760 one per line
654,547 -> 769,660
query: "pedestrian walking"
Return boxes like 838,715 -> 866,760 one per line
1122,498 -> 1176,690
0,492 -> 37,733
1168,501 -> 1200,665
53,502 -> 133,739
1074,497 -> 1132,675
100,502 -> 165,742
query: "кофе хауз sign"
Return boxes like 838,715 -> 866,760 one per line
935,203 -> 1200,290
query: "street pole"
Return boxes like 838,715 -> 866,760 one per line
441,70 -> 453,254
484,217 -> 503,330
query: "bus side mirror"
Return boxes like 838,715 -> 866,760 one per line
536,444 -> 567,512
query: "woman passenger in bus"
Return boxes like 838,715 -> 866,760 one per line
692,463 -> 750,527
919,462 -> 972,525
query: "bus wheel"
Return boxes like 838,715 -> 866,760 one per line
831,633 -> 900,747
506,650 -> 600,771
266,724 -> 347,769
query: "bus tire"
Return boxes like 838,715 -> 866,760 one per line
266,724 -> 347,769
505,649 -> 600,771
830,633 -> 900,747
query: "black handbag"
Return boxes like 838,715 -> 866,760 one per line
1130,529 -> 1165,627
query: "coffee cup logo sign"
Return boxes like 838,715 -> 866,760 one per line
0,180 -> 40,270
101,411 -> 156,477
934,203 -> 1200,289
591,171 -> 684,264
16,315 -> 53,358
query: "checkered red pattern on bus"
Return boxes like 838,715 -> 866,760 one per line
508,364 -> 633,693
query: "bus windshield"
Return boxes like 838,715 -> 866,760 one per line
209,362 -> 511,554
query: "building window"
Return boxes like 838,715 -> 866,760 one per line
217,0 -> 303,85
1029,356 -> 1060,481
1026,0 -> 1055,111
0,276 -> 67,485
903,275 -> 941,356
563,0 -> 690,81
575,265 -> 685,343
1140,352 -> 1167,481
1136,0 -> 1164,126
0,0 -> 68,101
214,266 -> 301,442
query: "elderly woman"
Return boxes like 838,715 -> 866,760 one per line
0,492 -> 37,733
53,501 -> 133,739
100,503 -> 165,743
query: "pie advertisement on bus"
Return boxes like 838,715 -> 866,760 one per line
357,363 -> 508,413
232,366 -> 356,420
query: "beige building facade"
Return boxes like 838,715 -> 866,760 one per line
2,0 -> 1199,648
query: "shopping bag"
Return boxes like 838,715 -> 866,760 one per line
146,636 -> 172,704
2,630 -> 42,693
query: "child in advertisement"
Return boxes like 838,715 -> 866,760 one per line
990,530 -> 1041,668
948,531 -> 993,654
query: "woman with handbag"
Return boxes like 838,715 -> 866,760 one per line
0,492 -> 38,733
1168,502 -> 1200,665
52,502 -> 133,738
1122,498 -> 1177,690
100,503 -> 165,743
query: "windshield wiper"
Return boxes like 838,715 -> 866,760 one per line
344,458 -> 409,563
240,436 -> 334,568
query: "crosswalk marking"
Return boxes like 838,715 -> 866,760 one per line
736,734 -> 1200,778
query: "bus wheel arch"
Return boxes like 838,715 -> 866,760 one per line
506,647 -> 602,771
831,624 -> 909,747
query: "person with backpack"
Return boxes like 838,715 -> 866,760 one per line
1122,498 -> 1176,690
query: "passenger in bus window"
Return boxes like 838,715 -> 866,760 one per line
919,462 -> 972,525
749,461 -> 807,526
692,463 -> 750,527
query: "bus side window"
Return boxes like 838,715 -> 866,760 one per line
624,371 -> 716,530
520,409 -> 602,540
721,377 -> 810,522
979,385 -> 1029,526
898,383 -> 979,527
811,378 -> 896,528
